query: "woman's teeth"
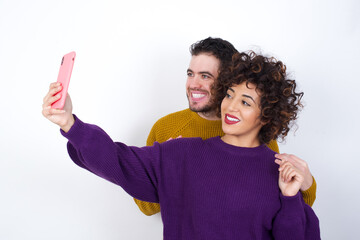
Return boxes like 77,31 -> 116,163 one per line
226,115 -> 240,122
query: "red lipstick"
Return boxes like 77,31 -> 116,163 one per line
224,114 -> 240,125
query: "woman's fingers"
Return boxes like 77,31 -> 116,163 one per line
276,154 -> 306,182
43,83 -> 62,106
42,93 -> 62,113
278,161 -> 295,182
49,93 -> 62,106
42,105 -> 65,118
42,82 -> 65,118
284,168 -> 295,182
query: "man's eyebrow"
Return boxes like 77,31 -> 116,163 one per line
186,69 -> 215,78
199,71 -> 215,78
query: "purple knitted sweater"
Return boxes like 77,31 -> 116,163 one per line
61,116 -> 320,239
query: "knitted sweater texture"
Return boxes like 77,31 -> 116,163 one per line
136,109 -> 316,216
61,115 -> 320,240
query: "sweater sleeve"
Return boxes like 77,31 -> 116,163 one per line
272,192 -> 321,240
133,120 -> 162,216
61,115 -> 160,203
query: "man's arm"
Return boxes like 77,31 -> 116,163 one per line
133,123 -> 162,216
300,176 -> 317,207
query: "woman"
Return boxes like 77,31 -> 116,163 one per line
42,51 -> 320,239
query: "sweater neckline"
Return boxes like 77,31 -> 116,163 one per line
211,136 -> 267,154
189,109 -> 222,127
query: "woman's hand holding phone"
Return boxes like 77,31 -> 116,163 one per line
42,82 -> 75,133
43,52 -> 76,132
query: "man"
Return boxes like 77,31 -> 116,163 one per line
134,37 -> 317,216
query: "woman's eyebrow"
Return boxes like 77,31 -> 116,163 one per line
228,88 -> 256,103
242,94 -> 256,103
228,88 -> 256,104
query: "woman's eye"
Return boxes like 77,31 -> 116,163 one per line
242,100 -> 250,106
226,93 -> 232,98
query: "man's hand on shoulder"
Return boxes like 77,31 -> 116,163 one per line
166,136 -> 183,141
275,153 -> 313,191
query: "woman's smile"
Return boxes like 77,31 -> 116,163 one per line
224,113 -> 240,124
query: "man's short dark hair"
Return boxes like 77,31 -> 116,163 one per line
190,37 -> 238,69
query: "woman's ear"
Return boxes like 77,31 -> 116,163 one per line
260,118 -> 269,126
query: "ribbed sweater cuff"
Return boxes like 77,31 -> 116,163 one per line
279,192 -> 303,217
60,114 -> 87,148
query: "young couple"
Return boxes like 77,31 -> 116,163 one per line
42,37 -> 320,239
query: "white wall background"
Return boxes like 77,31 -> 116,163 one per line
0,0 -> 359,239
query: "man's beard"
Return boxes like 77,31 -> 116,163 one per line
187,94 -> 215,113
189,103 -> 213,113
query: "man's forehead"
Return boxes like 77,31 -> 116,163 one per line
188,54 -> 220,72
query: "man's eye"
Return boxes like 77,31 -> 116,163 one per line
187,72 -> 193,77
202,75 -> 209,79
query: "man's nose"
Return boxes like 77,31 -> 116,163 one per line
190,75 -> 202,89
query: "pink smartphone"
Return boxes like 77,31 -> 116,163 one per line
51,51 -> 76,109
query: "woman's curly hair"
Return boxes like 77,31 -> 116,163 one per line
213,51 -> 304,144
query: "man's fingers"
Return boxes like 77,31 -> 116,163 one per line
167,136 -> 183,141
275,153 -> 290,162
276,153 -> 304,170
284,154 -> 308,172
289,154 -> 308,168
274,159 -> 282,166
277,153 -> 302,165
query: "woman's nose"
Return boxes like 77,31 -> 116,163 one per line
227,99 -> 239,112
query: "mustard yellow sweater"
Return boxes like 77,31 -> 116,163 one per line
134,109 -> 317,216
